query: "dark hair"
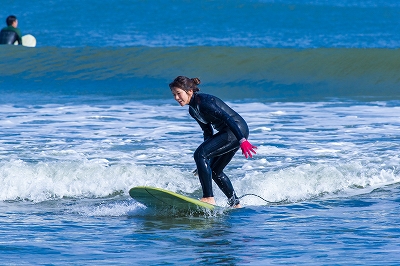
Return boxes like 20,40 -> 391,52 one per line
169,76 -> 201,92
6,15 -> 17,26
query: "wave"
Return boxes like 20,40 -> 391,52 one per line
1,159 -> 398,205
1,46 -> 399,101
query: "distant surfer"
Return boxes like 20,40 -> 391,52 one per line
0,15 -> 22,45
169,76 -> 257,208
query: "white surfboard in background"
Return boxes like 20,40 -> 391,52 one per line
14,34 -> 36,47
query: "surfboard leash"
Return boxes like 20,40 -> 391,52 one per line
237,193 -> 283,205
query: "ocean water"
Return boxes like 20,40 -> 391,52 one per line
1,0 -> 400,265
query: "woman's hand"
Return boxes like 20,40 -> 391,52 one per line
240,138 -> 257,158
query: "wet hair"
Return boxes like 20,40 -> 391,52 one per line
6,15 -> 17,26
169,76 -> 201,92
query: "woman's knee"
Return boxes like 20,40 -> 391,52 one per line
193,146 -> 207,164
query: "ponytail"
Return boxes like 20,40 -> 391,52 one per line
191,77 -> 201,86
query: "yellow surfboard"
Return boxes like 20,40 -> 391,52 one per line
129,186 -> 217,212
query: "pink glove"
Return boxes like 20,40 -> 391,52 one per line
240,138 -> 257,158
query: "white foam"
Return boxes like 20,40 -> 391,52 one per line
75,201 -> 145,217
0,100 -> 399,204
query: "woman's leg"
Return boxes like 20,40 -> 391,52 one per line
209,149 -> 241,206
193,131 -> 239,205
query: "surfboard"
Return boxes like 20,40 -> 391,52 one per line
129,186 -> 217,213
14,34 -> 36,47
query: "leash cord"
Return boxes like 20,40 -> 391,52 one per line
238,193 -> 274,204
238,193 -> 284,205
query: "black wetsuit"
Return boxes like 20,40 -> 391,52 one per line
0,26 -> 22,45
189,93 -> 249,206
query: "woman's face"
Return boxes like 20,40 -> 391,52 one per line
171,87 -> 193,106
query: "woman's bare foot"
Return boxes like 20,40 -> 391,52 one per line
200,197 -> 216,205
233,204 -> 242,208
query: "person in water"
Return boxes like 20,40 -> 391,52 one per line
0,15 -> 22,45
169,76 -> 257,208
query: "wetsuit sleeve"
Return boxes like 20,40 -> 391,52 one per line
201,99 -> 245,141
189,108 -> 213,140
15,28 -> 22,45
197,120 -> 213,140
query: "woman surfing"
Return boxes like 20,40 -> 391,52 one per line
169,76 -> 257,208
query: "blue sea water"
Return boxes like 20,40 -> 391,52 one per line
1,0 -> 400,265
